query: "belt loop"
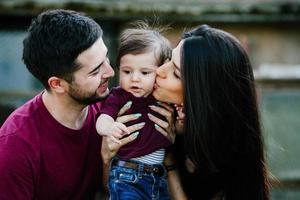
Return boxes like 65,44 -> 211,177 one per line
138,163 -> 144,179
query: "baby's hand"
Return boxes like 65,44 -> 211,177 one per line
106,122 -> 130,144
96,114 -> 130,144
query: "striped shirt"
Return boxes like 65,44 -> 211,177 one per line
131,148 -> 165,165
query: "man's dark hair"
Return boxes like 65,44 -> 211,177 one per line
23,9 -> 103,90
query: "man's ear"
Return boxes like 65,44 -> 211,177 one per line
48,76 -> 69,93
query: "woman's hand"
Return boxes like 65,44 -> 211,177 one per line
101,101 -> 145,164
101,131 -> 140,164
175,103 -> 185,123
175,103 -> 185,134
101,101 -> 145,196
101,121 -> 144,164
164,151 -> 188,200
148,102 -> 176,144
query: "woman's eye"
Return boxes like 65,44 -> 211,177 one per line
123,70 -> 130,74
173,68 -> 181,79
173,72 -> 180,78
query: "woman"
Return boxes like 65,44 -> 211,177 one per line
153,25 -> 270,200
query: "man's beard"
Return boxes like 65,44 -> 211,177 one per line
68,83 -> 108,105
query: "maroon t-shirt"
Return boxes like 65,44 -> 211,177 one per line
0,92 -> 102,200
101,87 -> 171,159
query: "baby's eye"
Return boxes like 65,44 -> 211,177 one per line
164,57 -> 171,63
122,70 -> 130,74
142,71 -> 152,75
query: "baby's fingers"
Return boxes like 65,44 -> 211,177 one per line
115,122 -> 130,135
109,135 -> 122,144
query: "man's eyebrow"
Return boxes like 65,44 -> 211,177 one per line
88,52 -> 108,75
88,63 -> 102,75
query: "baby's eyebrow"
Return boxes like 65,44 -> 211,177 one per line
140,67 -> 156,71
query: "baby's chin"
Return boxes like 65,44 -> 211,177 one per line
127,89 -> 152,98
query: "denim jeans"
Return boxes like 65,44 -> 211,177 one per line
108,159 -> 170,200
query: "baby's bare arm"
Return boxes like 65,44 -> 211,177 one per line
96,114 -> 129,144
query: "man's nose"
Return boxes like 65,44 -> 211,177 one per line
103,62 -> 115,78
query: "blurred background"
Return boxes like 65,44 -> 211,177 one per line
0,0 -> 299,199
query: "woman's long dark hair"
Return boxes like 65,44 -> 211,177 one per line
180,25 -> 270,199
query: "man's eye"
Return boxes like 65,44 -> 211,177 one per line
92,70 -> 99,75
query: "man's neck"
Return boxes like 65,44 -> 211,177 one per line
42,91 -> 89,130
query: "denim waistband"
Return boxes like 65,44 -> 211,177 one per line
111,158 -> 165,177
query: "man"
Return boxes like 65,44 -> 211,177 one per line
0,9 -> 140,199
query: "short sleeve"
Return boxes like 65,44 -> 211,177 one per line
101,87 -> 129,119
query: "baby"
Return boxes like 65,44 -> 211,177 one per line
96,21 -> 172,199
